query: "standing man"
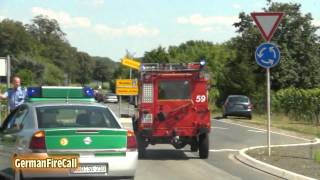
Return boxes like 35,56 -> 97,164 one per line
0,76 -> 27,111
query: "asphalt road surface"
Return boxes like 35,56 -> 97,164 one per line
106,102 -> 309,180
105,101 -> 135,118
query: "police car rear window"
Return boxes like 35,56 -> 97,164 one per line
36,106 -> 121,129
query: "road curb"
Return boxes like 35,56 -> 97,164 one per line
236,138 -> 320,180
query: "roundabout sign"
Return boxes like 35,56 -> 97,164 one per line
255,43 -> 280,69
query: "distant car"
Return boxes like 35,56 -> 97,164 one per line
104,93 -> 119,103
94,91 -> 104,102
222,95 -> 253,119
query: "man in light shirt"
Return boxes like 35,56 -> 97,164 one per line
0,76 -> 27,111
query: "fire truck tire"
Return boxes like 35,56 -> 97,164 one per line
198,133 -> 209,159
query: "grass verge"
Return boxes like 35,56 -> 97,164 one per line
315,150 -> 320,164
212,111 -> 320,138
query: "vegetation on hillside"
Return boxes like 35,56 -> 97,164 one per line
0,15 -> 117,86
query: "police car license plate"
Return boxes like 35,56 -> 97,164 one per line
72,164 -> 107,174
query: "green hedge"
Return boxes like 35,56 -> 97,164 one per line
273,87 -> 320,125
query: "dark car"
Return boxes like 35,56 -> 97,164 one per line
222,95 -> 253,119
94,91 -> 104,102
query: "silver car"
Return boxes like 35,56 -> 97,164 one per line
104,93 -> 119,103
0,101 -> 137,180
222,95 -> 253,119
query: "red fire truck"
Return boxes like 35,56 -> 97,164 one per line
133,61 -> 211,159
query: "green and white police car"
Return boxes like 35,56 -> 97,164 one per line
0,86 -> 138,180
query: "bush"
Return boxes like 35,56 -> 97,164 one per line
273,87 -> 320,125
315,150 -> 320,164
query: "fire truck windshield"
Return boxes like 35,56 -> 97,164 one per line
158,80 -> 190,100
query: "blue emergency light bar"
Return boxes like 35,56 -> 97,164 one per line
27,86 -> 95,99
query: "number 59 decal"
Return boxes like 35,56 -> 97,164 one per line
195,95 -> 206,102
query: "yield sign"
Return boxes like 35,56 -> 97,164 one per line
251,12 -> 284,42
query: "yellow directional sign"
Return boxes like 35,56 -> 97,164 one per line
116,88 -> 138,96
121,58 -> 141,70
116,79 -> 138,87
116,79 -> 138,95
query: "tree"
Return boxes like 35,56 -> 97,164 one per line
75,52 -> 95,85
93,59 -> 113,86
0,19 -> 38,56
143,46 -> 169,63
231,1 -> 320,90
217,1 -> 320,110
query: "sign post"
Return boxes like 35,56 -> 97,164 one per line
0,56 -> 10,118
120,57 -> 140,116
116,79 -> 139,117
251,12 -> 284,156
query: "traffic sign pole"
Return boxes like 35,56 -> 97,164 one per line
252,12 -> 284,157
267,68 -> 271,156
7,55 -> 11,113
129,68 -> 132,115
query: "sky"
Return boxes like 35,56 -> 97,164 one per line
0,0 -> 319,61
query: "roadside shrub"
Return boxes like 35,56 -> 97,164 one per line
209,88 -> 219,112
315,150 -> 320,164
274,87 -> 320,125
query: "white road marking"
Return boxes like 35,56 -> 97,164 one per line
184,151 -> 198,157
209,149 -> 239,152
211,127 -> 229,130
248,129 -> 265,133
215,119 -> 311,141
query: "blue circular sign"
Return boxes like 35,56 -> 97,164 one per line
255,43 -> 280,68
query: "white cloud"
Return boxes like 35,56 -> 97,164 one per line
201,27 -> 213,32
94,24 -> 123,37
232,3 -> 242,10
177,17 -> 189,24
92,0 -> 104,6
176,14 -> 238,26
312,19 -> 320,36
126,25 -> 159,37
313,19 -> 320,26
93,24 -> 160,38
31,7 -> 91,28
81,0 -> 105,8
200,26 -> 230,33
0,16 -> 6,21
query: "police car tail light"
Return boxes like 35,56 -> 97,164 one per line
29,131 -> 46,150
127,130 -> 137,151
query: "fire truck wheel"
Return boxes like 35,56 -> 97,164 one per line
198,133 -> 209,159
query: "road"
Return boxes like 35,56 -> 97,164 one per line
105,101 -> 135,118
105,102 -> 309,180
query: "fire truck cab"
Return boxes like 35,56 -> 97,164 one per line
133,62 -> 211,159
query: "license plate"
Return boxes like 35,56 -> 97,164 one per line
72,164 -> 107,174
